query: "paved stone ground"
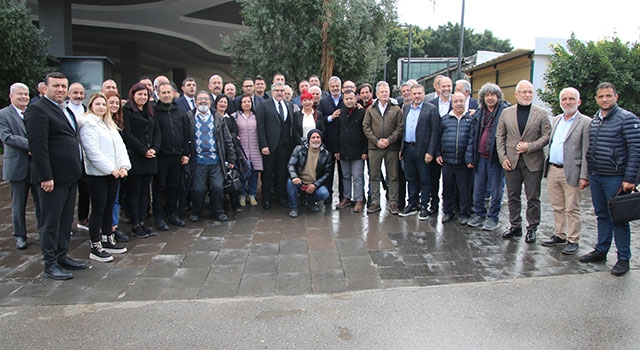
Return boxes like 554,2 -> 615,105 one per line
0,177 -> 638,306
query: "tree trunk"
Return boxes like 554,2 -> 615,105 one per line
320,0 -> 334,90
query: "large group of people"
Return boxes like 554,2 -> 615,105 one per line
1,70 -> 639,280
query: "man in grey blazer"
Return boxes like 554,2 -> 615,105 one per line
496,80 -> 551,243
541,88 -> 591,254
0,83 -> 41,249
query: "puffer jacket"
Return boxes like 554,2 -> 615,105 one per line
438,111 -> 475,165
287,142 -> 334,189
586,104 -> 640,183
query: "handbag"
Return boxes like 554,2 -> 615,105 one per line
223,168 -> 243,192
608,187 -> 640,224
232,137 -> 253,182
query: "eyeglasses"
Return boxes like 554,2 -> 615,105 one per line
196,97 -> 210,102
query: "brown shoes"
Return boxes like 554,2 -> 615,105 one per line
367,204 -> 381,213
388,203 -> 400,215
335,198 -> 353,209
353,201 -> 364,212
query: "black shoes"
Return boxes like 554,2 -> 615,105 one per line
189,215 -> 200,222
113,228 -> 129,242
44,264 -> 73,280
399,205 -> 418,217
131,226 -> 149,239
441,214 -> 455,223
214,213 -> 228,221
562,242 -> 580,255
15,236 -> 27,249
141,225 -> 156,236
502,227 -> 523,239
59,257 -> 89,270
289,208 -> 298,218
579,249 -> 607,263
541,235 -> 567,247
525,230 -> 537,243
611,259 -> 630,276
167,214 -> 186,227
155,217 -> 169,231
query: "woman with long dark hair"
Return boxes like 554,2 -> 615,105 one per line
122,83 -> 160,238
233,94 -> 262,206
78,93 -> 131,262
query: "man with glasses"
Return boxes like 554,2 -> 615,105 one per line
496,80 -> 551,243
257,82 -> 295,209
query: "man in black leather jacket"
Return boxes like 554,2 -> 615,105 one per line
286,129 -> 334,218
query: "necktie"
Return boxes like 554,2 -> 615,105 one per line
190,98 -> 196,110
278,101 -> 284,121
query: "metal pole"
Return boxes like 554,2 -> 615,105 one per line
456,0 -> 465,80
407,24 -> 412,82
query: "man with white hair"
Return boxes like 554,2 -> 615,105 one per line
363,81 -> 404,214
0,83 -> 41,249
541,87 -> 591,255
496,80 -> 551,244
454,79 -> 479,115
153,75 -> 170,101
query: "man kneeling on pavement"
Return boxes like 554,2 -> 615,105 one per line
287,129 -> 334,218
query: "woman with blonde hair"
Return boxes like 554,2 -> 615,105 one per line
78,93 -> 131,262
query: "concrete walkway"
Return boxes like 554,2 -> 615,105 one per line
0,174 -> 638,348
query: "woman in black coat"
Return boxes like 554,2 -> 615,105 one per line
122,82 -> 161,238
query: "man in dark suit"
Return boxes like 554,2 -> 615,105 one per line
25,72 -> 86,280
256,82 -> 294,208
0,83 -> 41,249
398,84 -> 440,220
317,76 -> 345,203
455,79 -> 479,115
427,76 -> 453,214
496,80 -> 551,243
175,77 -> 197,113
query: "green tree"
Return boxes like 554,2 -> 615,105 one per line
223,0 -> 396,89
381,22 -> 512,85
0,0 -> 53,106
540,34 -> 640,116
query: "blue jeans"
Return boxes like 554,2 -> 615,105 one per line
241,169 -> 260,197
286,179 -> 330,208
402,143 -> 431,208
112,181 -> 120,227
191,163 -> 224,216
472,157 -> 504,222
589,174 -> 631,260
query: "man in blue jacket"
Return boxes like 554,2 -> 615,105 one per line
579,82 -> 640,276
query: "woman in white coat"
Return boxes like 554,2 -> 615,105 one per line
78,93 -> 131,263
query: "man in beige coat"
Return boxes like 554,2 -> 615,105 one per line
496,80 -> 551,243
363,81 -> 403,214
541,88 -> 590,255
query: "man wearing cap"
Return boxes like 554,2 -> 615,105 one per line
286,129 -> 333,218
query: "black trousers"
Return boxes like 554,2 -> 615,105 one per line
77,176 -> 90,221
429,162 -> 442,210
38,182 -> 77,267
127,174 -> 153,226
261,143 -> 291,201
153,155 -> 182,217
86,175 -> 119,242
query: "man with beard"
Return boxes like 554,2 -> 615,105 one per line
578,82 -> 640,276
286,129 -> 333,218
153,82 -> 192,230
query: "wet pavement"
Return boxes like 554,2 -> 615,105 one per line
1,175 -> 638,307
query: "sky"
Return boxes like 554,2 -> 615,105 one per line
396,0 -> 640,49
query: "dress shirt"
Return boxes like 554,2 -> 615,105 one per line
273,98 -> 288,121
377,100 -> 388,116
549,111 -> 577,165
438,98 -> 450,117
12,105 -> 25,119
404,102 -> 422,143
